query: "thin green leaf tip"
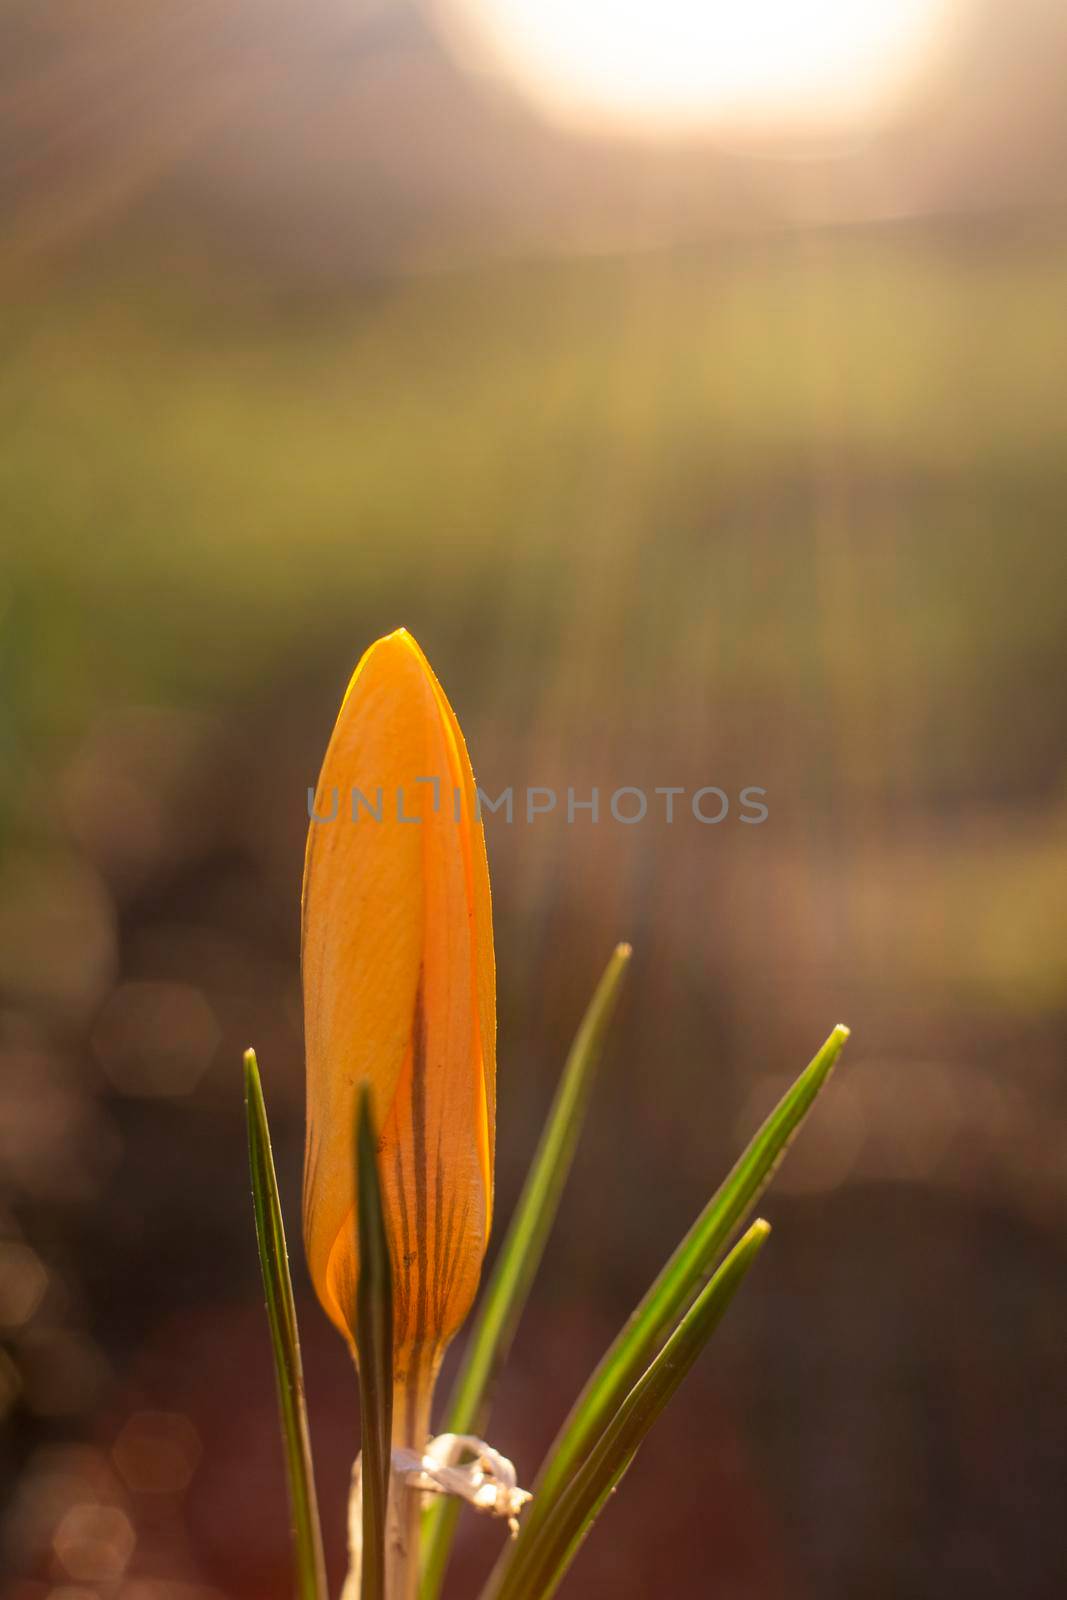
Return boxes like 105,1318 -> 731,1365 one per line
420,943 -> 632,1600
355,1085 -> 394,1600
486,1218 -> 772,1600
244,1048 -> 327,1600
510,1021 -> 850,1561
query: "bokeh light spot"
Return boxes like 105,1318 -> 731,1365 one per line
19,1331 -> 109,1418
0,1240 -> 49,1328
53,1504 -> 135,1584
92,982 -> 221,1098
112,1411 -> 202,1496
0,1344 -> 22,1418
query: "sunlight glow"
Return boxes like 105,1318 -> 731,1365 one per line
433,0 -> 953,134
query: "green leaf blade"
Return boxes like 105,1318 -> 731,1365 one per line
488,1220 -> 772,1600
244,1049 -> 327,1600
517,1023 -> 849,1548
356,1085 -> 395,1600
420,943 -> 632,1600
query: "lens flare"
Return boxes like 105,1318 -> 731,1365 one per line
433,0 -> 954,134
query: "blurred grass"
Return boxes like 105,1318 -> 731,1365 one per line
3,220 -> 1066,780
3,217 -> 1067,1021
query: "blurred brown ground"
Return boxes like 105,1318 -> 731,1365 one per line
1,2 -> 1066,1597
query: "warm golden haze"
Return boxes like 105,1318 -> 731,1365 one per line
433,0 -> 954,135
301,630 -> 496,1401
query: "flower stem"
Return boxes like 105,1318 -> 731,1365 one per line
386,1358 -> 437,1600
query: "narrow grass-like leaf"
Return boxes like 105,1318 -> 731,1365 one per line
485,1220 -> 771,1600
244,1049 -> 327,1600
356,1086 -> 394,1600
420,944 -> 632,1600
515,1023 -> 849,1551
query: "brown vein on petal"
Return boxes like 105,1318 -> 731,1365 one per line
403,1340 -> 426,1453
439,1196 -> 470,1329
435,1173 -> 459,1332
300,828 -> 316,955
393,1139 -> 412,1345
431,1136 -> 443,1327
410,975 -> 430,1362
302,1133 -> 319,1234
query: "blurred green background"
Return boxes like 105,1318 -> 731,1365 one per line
2,1 -> 1065,1597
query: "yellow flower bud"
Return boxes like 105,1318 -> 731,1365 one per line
302,629 -> 496,1416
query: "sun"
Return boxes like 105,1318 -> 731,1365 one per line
431,0 -> 954,135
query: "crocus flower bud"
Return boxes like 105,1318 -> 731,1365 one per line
302,629 -> 495,1428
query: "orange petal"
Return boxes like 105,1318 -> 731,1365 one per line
302,630 -> 496,1356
